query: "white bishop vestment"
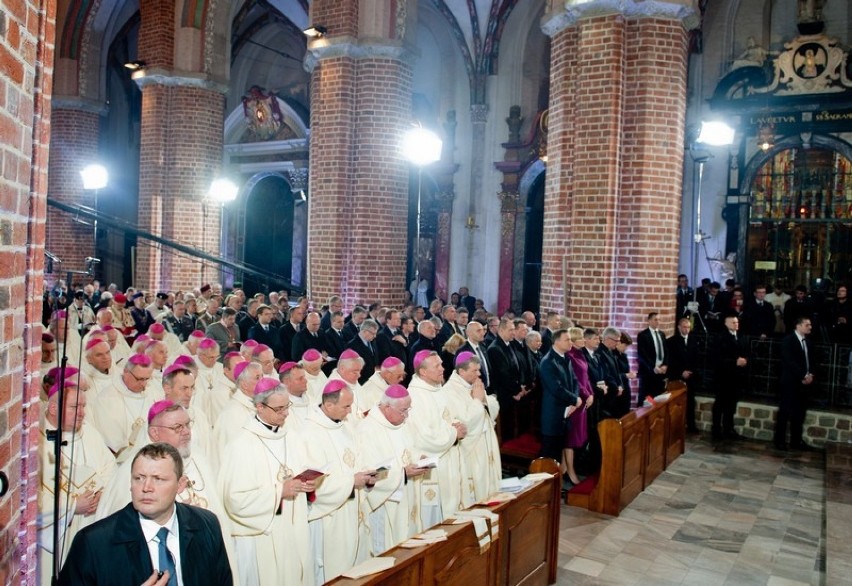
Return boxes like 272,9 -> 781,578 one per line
88,378 -> 157,463
194,361 -> 233,422
356,406 -> 421,554
220,417 -> 314,586
304,370 -> 328,405
38,422 -> 116,585
360,371 -> 390,410
303,406 -> 367,583
442,372 -> 501,504
406,374 -> 461,526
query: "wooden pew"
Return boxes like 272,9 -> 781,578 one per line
567,382 -> 687,516
328,460 -> 561,586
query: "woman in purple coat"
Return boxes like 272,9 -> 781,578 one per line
563,327 -> 595,484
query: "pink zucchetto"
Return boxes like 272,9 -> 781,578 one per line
413,350 -> 432,370
254,377 -> 281,396
148,400 -> 176,424
339,349 -> 360,361
85,338 -> 108,351
381,357 -> 403,370
302,349 -> 322,362
198,338 -> 218,350
135,334 -> 151,344
323,379 -> 348,395
233,361 -> 251,380
384,384 -> 409,399
242,339 -> 259,349
172,355 -> 195,367
162,364 -> 190,378
54,310 -> 67,318
190,330 -> 206,339
48,379 -> 78,398
99,324 -> 115,332
128,353 -> 153,367
278,361 -> 298,375
252,344 -> 271,356
149,323 -> 165,334
223,351 -> 242,362
455,351 -> 476,366
46,366 -> 79,380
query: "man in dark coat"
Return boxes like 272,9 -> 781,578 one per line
346,319 -> 379,385
538,329 -> 581,463
636,312 -> 668,406
712,313 -> 749,441
247,304 -> 284,360
667,317 -> 700,432
59,442 -> 233,586
487,317 -> 523,441
774,316 -> 814,450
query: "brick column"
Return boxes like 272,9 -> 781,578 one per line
306,0 -> 413,309
46,106 -> 101,277
2,0 -> 57,581
541,0 -> 697,329
135,80 -> 225,291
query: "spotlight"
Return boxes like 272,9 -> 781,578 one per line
303,26 -> 327,38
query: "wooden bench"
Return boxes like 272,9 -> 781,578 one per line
567,381 -> 687,516
328,458 -> 560,586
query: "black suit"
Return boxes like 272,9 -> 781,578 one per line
247,322 -> 283,360
744,300 -> 776,338
540,328 -> 553,357
667,332 -> 700,431
408,336 -> 437,374
459,295 -> 476,315
637,328 -> 668,406
458,341 -> 491,390
596,343 -> 622,419
292,328 -> 326,362
538,350 -> 579,462
436,321 -> 462,350
377,326 -> 408,365
712,330 -> 749,438
487,338 -> 522,440
238,313 -> 258,342
59,502 -> 232,586
348,335 -> 378,385
323,327 -> 347,376
342,320 -> 361,344
676,287 -> 695,319
775,333 -> 813,448
277,322 -> 300,362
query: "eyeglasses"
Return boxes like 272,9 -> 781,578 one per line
151,421 -> 192,434
262,402 -> 291,414
128,370 -> 151,383
388,405 -> 412,416
606,336 -> 620,342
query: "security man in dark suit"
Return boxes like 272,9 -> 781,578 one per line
712,313 -> 749,441
291,311 -> 326,362
247,304 -> 283,360
637,312 -> 668,406
59,442 -> 232,586
744,285 -> 776,339
667,317 -> 700,432
774,316 -> 814,450
487,317 -> 523,441
347,319 -> 380,385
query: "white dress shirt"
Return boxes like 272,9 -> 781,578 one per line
139,507 -> 183,585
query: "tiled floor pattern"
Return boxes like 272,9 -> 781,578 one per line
557,437 -> 825,585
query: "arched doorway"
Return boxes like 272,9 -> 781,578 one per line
522,172 -> 545,312
242,175 -> 298,295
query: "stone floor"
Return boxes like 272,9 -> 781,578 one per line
556,436 -> 826,585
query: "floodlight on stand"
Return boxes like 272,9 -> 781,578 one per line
207,178 -> 239,204
402,127 -> 443,167
80,164 -> 108,190
124,60 -> 146,71
696,121 -> 735,146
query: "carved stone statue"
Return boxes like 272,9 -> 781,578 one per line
506,105 -> 523,144
731,37 -> 772,70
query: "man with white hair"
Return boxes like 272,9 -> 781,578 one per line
161,364 -> 211,457
89,353 -> 158,463
49,310 -> 81,367
142,339 -> 169,399
193,338 -> 234,421
360,357 -> 406,408
147,322 -> 182,362
278,361 -> 311,426
180,329 -> 206,357
219,379 -> 315,586
300,349 -> 328,404
38,381 -> 115,584
214,361 -> 262,457
303,380 -> 377,583
443,351 -> 501,503
406,350 -> 467,525
251,343 -> 278,380
328,348 -> 368,417
356,384 -> 428,554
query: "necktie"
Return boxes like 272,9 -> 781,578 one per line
157,527 -> 177,586
476,346 -> 490,387
654,330 -> 664,363
263,325 -> 268,332
802,338 -> 809,371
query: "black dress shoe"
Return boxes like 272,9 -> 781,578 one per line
773,441 -> 788,451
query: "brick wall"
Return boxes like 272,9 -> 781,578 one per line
541,14 -> 689,334
0,0 -> 56,582
310,0 -> 359,39
308,54 -> 411,311
139,0 -> 176,70
136,84 -> 224,291
45,108 -> 100,277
